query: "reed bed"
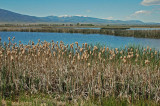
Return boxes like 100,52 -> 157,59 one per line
0,37 -> 160,104
0,27 -> 160,39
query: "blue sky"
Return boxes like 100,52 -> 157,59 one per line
0,0 -> 160,22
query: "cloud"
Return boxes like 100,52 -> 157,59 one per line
141,0 -> 160,6
132,10 -> 151,16
75,15 -> 88,17
103,16 -> 114,20
126,10 -> 151,19
58,15 -> 72,17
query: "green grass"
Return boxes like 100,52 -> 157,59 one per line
0,93 -> 158,106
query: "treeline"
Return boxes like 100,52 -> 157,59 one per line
0,27 -> 160,39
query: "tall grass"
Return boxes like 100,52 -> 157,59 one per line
0,37 -> 160,105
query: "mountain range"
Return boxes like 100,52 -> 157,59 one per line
0,8 -> 158,24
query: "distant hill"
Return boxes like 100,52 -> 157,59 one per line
0,9 -> 41,22
0,8 -> 157,24
41,16 -> 145,24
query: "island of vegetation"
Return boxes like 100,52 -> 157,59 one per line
0,24 -> 160,39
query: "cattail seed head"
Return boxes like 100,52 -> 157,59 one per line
155,51 -> 157,55
8,37 -> 11,41
150,48 -> 152,51
145,60 -> 150,64
88,63 -> 91,67
106,47 -> 109,51
123,59 -> 127,63
11,55 -> 14,61
85,43 -> 87,48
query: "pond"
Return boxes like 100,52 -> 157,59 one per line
0,32 -> 160,50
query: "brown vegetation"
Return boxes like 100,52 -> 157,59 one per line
0,37 -> 160,104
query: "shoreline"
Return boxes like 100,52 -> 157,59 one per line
0,27 -> 160,39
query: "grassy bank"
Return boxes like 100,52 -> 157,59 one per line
0,37 -> 160,105
0,93 -> 158,106
0,27 -> 160,39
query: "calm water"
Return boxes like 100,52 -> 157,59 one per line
0,32 -> 160,50
128,28 -> 160,30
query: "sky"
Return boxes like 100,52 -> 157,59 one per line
0,0 -> 160,22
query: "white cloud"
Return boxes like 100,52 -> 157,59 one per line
106,16 -> 114,20
58,15 -> 72,17
132,10 -> 151,16
126,10 -> 151,19
75,15 -> 88,17
141,0 -> 160,6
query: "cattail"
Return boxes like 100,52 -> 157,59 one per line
106,47 -> 109,51
8,37 -> 11,41
150,48 -> 152,51
145,60 -> 150,64
11,55 -> 14,61
127,55 -> 131,59
123,59 -> 127,63
112,53 -> 115,58
120,50 -> 123,54
75,42 -> 78,47
80,48 -> 83,52
88,63 -> 91,67
93,46 -> 98,51
12,37 -> 15,41
85,43 -> 87,48
53,51 -> 56,57
155,51 -> 157,55
147,46 -> 149,50
128,48 -> 130,52
109,56 -> 113,60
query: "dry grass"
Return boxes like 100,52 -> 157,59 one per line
0,37 -> 160,105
